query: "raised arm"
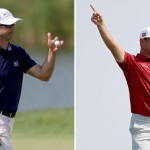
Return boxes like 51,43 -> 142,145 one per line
26,33 -> 64,81
90,4 -> 124,62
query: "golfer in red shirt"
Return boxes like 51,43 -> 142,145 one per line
91,4 -> 150,150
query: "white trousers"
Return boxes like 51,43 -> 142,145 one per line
0,114 -> 14,150
130,113 -> 150,150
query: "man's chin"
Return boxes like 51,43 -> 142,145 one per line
7,35 -> 13,41
8,32 -> 14,40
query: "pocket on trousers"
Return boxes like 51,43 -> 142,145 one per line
129,120 -> 135,134
0,118 -> 9,137
129,120 -> 146,135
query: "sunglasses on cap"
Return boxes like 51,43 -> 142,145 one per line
0,23 -> 15,28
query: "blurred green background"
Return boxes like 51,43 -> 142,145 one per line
12,109 -> 74,150
0,0 -> 74,150
0,0 -> 74,51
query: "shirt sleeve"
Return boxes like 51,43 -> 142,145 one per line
117,51 -> 132,73
21,50 -> 37,73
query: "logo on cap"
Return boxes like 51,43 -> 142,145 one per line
4,13 -> 8,16
142,33 -> 146,37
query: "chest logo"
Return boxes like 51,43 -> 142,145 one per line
14,61 -> 19,67
141,64 -> 150,69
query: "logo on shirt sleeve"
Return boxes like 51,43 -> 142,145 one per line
14,61 -> 19,67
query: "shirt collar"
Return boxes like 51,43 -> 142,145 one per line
0,43 -> 12,51
136,53 -> 150,61
8,44 -> 11,51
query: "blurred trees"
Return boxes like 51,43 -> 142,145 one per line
0,0 -> 74,51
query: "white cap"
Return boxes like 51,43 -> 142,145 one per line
139,27 -> 150,39
0,8 -> 23,25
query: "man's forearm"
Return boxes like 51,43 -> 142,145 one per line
97,23 -> 121,54
97,22 -> 124,62
41,49 -> 56,81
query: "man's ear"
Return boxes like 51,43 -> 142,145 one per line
140,39 -> 145,45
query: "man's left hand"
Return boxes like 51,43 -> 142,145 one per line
47,32 -> 64,53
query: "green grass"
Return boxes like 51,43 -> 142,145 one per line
11,108 -> 74,150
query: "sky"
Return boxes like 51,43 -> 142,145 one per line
76,0 -> 150,150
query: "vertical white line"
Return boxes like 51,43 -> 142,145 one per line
74,0 -> 76,149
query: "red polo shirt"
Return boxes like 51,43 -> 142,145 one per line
118,51 -> 150,116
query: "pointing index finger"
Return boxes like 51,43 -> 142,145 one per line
90,4 -> 97,12
48,32 -> 52,40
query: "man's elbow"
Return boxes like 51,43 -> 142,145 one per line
42,78 -> 49,82
39,76 -> 51,82
37,71 -> 53,82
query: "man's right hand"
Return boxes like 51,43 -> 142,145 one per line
90,4 -> 103,26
